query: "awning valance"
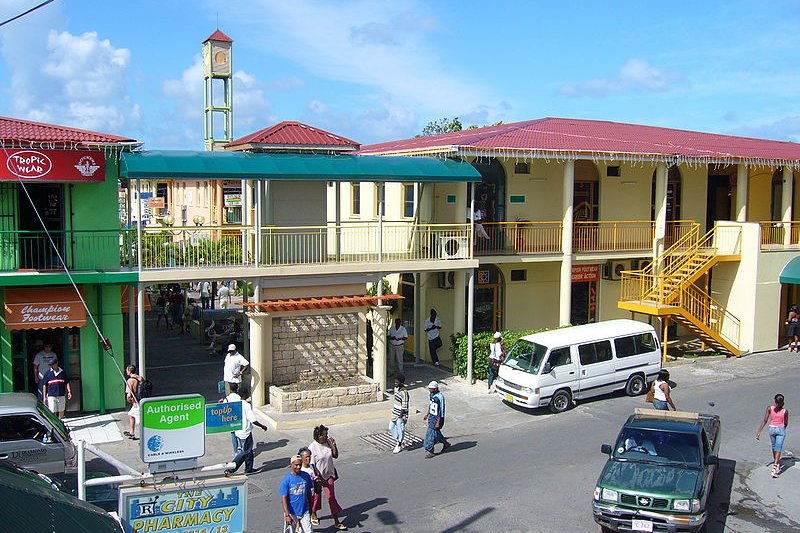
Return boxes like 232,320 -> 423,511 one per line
3,286 -> 86,330
779,256 -> 800,284
119,150 -> 481,182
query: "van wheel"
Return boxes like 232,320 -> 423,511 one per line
625,374 -> 646,396
549,389 -> 572,413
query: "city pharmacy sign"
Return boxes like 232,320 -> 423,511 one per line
140,395 -> 205,463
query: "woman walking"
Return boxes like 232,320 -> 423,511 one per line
756,394 -> 789,478
786,305 -> 800,352
308,425 -> 347,530
487,332 -> 505,393
651,369 -> 676,411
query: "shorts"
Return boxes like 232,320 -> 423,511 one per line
288,512 -> 313,533
769,426 -> 786,452
47,395 -> 66,413
788,323 -> 800,337
128,404 -> 140,420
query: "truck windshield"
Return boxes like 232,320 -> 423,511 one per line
36,403 -> 70,442
502,340 -> 547,374
613,428 -> 701,465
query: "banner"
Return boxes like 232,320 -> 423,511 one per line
572,264 -> 600,283
140,395 -> 205,463
4,286 -> 86,330
0,149 -> 106,182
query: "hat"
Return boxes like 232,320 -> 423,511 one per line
493,331 -> 502,339
290,454 -> 303,465
227,343 -> 237,352
427,380 -> 439,389
47,357 -> 58,366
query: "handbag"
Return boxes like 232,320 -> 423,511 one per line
645,382 -> 655,403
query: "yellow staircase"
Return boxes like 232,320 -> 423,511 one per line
619,225 -> 742,356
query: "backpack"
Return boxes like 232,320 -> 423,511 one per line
135,376 -> 153,401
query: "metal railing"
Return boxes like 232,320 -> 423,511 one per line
130,226 -> 253,269
678,283 -> 741,348
0,229 -> 124,272
475,221 -> 562,255
760,221 -> 800,248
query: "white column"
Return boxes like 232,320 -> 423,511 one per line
248,312 -> 269,407
136,284 -> 146,377
413,272 -> 421,364
782,166 -> 794,246
559,161 -> 575,326
453,271 -> 466,335
653,163 -> 668,268
127,287 -> 136,366
371,305 -> 391,396
736,164 -> 748,222
335,182 -> 341,261
466,269 -> 475,384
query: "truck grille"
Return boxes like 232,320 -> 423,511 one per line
620,493 -> 669,509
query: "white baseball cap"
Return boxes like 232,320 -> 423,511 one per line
427,381 -> 439,389
227,343 -> 237,351
493,331 -> 502,339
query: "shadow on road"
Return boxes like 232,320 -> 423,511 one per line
705,457 -> 735,533
444,440 -> 477,454
439,506 -> 495,533
336,497 -> 389,531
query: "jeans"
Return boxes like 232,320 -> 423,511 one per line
231,434 -> 254,472
769,426 -> 786,452
652,399 -> 669,410
488,362 -> 500,388
424,423 -> 447,452
389,418 -> 407,443
428,338 -> 441,364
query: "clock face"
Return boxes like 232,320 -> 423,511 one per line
211,45 -> 231,75
214,51 -> 228,65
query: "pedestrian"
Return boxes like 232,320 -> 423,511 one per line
200,280 -> 211,309
469,205 -> 490,240
387,318 -> 408,375
223,343 -> 249,395
219,382 -> 242,452
424,309 -> 443,366
162,289 -> 174,331
786,305 -> 800,352
32,342 -> 56,401
280,454 -> 314,533
41,358 -> 71,420
756,393 -> 789,478
124,365 -> 142,440
155,290 -> 168,330
225,388 -> 268,475
651,369 -> 676,411
488,331 -> 505,393
389,375 -> 410,453
308,425 -> 347,530
171,287 -> 185,333
298,447 -> 322,503
423,380 -> 450,458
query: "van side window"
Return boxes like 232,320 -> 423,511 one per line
0,415 -> 50,443
579,340 -> 613,365
615,333 -> 658,358
548,347 -> 572,368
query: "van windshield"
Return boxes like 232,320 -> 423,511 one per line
502,340 -> 547,374
36,403 -> 70,442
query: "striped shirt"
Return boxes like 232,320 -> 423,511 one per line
391,388 -> 409,420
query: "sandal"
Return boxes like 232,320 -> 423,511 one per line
310,516 -> 320,526
335,524 -> 348,531
123,431 -> 132,437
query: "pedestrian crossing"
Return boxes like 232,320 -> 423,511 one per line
360,431 -> 423,452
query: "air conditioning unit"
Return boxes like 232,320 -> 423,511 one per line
602,260 -> 629,281
437,271 -> 456,289
630,258 -> 652,271
439,236 -> 469,259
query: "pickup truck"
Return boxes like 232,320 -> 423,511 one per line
592,408 -> 721,533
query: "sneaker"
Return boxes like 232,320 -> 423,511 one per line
224,468 -> 235,476
392,445 -> 402,454
434,362 -> 440,366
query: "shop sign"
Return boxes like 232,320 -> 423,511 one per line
119,477 -> 247,533
0,149 -> 105,182
572,264 -> 599,283
205,401 -> 242,434
224,193 -> 241,207
149,197 -> 165,209
3,286 -> 86,330
140,395 -> 205,463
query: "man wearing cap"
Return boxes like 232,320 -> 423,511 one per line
32,342 -> 56,400
280,454 -> 314,533
422,381 -> 450,458
223,343 -> 249,395
41,358 -> 71,419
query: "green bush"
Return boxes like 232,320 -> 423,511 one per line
451,328 -> 552,380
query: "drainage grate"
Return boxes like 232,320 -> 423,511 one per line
361,431 -> 423,452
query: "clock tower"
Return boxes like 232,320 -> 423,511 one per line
202,29 -> 233,151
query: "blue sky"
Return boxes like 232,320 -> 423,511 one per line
1,0 -> 800,149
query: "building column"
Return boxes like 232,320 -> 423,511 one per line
653,163 -> 668,268
357,311 -> 368,376
453,271 -> 466,335
783,166 -> 794,246
413,272 -> 422,364
247,312 -> 270,407
466,269 -> 475,383
736,164 -> 748,222
127,285 -> 136,366
559,161 -> 575,326
371,305 -> 391,396
136,283 -> 146,377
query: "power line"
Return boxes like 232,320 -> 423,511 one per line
0,0 -> 56,28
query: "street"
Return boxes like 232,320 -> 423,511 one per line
233,352 -> 800,532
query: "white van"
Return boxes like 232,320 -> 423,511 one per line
494,319 -> 661,413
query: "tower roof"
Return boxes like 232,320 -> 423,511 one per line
226,121 -> 360,152
204,29 -> 233,43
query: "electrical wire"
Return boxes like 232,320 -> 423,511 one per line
0,0 -> 56,28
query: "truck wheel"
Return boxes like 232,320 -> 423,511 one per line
549,389 -> 572,413
625,374 -> 646,396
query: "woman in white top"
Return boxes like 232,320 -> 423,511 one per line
308,425 -> 347,530
651,369 -> 676,411
488,332 -> 505,393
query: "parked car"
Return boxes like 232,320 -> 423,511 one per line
593,408 -> 721,533
495,319 -> 661,413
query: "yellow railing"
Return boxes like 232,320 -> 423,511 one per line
760,221 -> 800,248
573,220 -> 654,252
678,283 -> 741,348
476,221 -> 562,255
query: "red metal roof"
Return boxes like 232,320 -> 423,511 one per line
204,29 -> 233,43
359,117 -> 800,165
243,294 -> 403,313
227,121 -> 360,150
0,116 -> 137,146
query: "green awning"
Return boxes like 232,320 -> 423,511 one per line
780,256 -> 800,284
119,150 -> 481,182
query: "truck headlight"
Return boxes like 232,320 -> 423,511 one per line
593,486 -> 601,500
673,499 -> 700,512
601,488 -> 618,502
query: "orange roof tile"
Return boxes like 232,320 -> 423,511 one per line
243,294 -> 403,313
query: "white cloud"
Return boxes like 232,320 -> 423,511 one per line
268,75 -> 305,91
559,58 -> 681,97
728,115 -> 800,143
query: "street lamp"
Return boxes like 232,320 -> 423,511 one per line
162,214 -> 175,227
192,215 -> 206,226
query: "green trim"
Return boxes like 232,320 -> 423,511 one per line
780,256 -> 800,284
446,194 -> 457,204
120,151 -> 482,182
509,195 -> 526,204
0,271 -> 138,287
96,286 -> 105,415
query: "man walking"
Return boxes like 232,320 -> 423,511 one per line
280,454 -> 314,533
33,343 -> 57,400
41,358 -> 71,420
124,365 -> 142,440
223,343 -> 249,394
225,388 -> 268,475
219,382 -> 242,453
200,280 -> 211,309
389,375 -> 409,453
422,381 -> 450,458
387,318 -> 408,375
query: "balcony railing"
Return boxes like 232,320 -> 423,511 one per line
475,222 -> 562,255
0,230 -> 124,272
760,221 -> 800,248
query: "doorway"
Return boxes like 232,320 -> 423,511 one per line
18,184 -> 65,269
472,159 -> 506,253
706,174 -> 732,231
571,281 -> 597,325
11,328 -> 81,410
473,265 -> 503,332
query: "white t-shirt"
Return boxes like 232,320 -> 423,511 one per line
309,440 -> 336,480
234,399 -> 256,439
224,353 -> 249,383
388,325 -> 408,346
33,351 -> 55,378
653,379 -> 668,402
423,317 -> 441,341
201,282 -> 210,297
489,341 -> 504,362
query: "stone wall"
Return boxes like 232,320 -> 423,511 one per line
272,313 -> 359,385
269,379 -> 380,412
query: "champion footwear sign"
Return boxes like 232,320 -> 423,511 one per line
0,149 -> 105,182
140,395 -> 206,463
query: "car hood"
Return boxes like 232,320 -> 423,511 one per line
599,460 -> 701,498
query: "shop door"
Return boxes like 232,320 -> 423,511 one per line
475,285 -> 500,332
0,183 -> 19,270
571,281 -> 597,325
18,184 -> 65,269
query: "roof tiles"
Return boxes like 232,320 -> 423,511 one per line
227,121 -> 360,150
0,116 -> 137,145
204,29 -> 233,43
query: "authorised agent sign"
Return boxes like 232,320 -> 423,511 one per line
140,395 -> 205,463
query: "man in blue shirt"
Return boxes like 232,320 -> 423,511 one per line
41,358 -> 71,419
280,454 -> 314,533
422,381 -> 451,458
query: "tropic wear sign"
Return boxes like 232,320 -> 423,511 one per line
140,395 -> 205,463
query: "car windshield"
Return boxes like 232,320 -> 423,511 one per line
36,403 -> 69,441
502,340 -> 547,375
612,428 -> 701,466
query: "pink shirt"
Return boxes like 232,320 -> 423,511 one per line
770,405 -> 787,428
